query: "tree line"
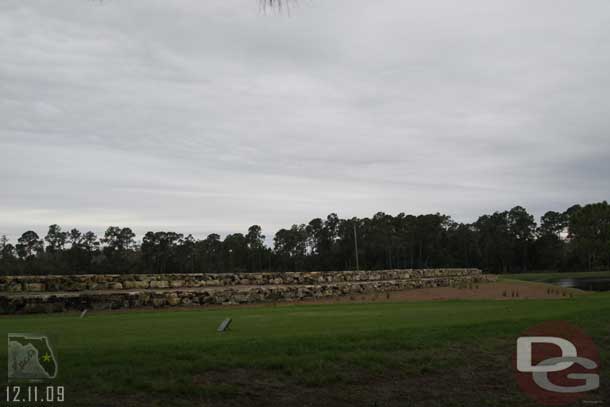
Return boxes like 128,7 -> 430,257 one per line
1,201 -> 609,275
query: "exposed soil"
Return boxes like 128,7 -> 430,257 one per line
303,280 -> 585,304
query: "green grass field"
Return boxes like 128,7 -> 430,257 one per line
1,293 -> 610,406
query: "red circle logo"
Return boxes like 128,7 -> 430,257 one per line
513,321 -> 600,406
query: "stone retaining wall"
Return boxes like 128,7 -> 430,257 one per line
0,269 -> 493,314
0,269 -> 481,292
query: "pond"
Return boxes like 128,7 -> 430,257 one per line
556,278 -> 610,291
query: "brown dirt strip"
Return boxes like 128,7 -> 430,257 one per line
322,280 -> 585,303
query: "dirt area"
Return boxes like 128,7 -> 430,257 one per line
302,280 -> 585,305
76,281 -> 587,316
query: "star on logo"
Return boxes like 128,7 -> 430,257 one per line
41,353 -> 52,363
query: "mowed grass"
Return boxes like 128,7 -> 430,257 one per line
1,294 -> 610,406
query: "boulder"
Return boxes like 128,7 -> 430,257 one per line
150,280 -> 169,289
25,283 -> 45,292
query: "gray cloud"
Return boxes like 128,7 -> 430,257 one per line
1,0 -> 609,241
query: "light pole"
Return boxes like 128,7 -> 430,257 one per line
353,223 -> 359,271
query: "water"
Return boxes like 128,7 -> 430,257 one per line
556,278 -> 610,291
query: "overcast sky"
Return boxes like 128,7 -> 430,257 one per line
1,0 -> 609,241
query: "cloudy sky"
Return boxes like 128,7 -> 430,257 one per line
1,0 -> 609,241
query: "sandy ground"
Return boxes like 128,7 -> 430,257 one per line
301,280 -> 585,304
1,280 -> 585,317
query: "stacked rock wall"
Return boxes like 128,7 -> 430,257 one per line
0,269 -> 492,314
